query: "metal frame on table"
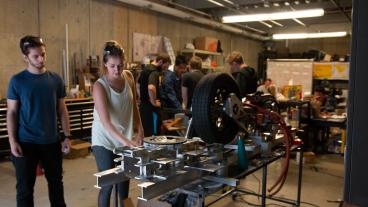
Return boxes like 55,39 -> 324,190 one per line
206,145 -> 304,207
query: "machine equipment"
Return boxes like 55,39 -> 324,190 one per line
94,72 -> 300,206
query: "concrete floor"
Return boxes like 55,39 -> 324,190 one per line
0,153 -> 344,207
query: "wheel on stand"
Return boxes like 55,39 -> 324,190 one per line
191,72 -> 240,144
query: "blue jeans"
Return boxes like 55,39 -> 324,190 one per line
92,146 -> 130,207
12,142 -> 66,207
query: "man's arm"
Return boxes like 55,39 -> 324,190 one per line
148,84 -> 160,107
7,99 -> 22,157
181,86 -> 188,109
148,72 -> 160,107
58,98 -> 72,153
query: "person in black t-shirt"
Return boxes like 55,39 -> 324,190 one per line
137,54 -> 171,136
226,51 -> 257,97
182,56 -> 204,109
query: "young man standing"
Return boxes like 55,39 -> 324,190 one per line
161,55 -> 187,110
181,56 -> 204,110
7,35 -> 71,207
137,54 -> 171,136
227,51 -> 258,97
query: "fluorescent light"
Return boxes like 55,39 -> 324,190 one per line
222,9 -> 324,23
308,32 -> 347,38
222,0 -> 235,5
207,0 -> 225,7
273,31 -> 347,39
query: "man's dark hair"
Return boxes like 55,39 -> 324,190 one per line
156,53 -> 171,64
102,40 -> 125,64
175,55 -> 187,66
20,35 -> 45,55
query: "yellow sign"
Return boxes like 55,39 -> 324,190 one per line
334,64 -> 349,79
313,64 -> 333,79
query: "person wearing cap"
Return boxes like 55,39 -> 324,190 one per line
7,35 -> 71,207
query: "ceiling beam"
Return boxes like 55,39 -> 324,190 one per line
329,0 -> 352,22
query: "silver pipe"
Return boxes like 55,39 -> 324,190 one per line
116,0 -> 269,41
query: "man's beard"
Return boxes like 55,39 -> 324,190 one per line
30,61 -> 45,70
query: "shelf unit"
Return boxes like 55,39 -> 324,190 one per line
180,49 -> 224,72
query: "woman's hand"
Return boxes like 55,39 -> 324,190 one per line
135,127 -> 144,146
122,139 -> 139,148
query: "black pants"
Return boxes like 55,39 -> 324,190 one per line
92,146 -> 130,207
139,103 -> 161,136
12,142 -> 66,207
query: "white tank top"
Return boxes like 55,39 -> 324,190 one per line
91,74 -> 134,151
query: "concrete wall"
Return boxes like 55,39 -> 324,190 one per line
274,36 -> 351,57
0,0 -> 352,99
0,0 -> 264,98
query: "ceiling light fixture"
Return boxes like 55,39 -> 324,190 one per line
222,8 -> 324,23
284,2 -> 290,6
207,0 -> 225,7
273,2 -> 280,7
294,0 -> 300,5
264,2 -> 270,7
305,0 -> 311,3
272,31 -> 347,39
222,0 -> 235,5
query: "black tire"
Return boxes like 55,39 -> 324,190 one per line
192,72 -> 240,144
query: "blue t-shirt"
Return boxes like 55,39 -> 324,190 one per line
7,69 -> 66,144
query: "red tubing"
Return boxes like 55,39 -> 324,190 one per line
244,103 -> 293,196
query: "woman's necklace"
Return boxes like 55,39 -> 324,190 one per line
107,77 -> 125,93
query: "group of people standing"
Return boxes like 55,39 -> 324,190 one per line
137,54 -> 206,136
7,35 -> 258,207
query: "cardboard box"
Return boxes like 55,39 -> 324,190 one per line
64,139 -> 91,159
194,36 -> 218,52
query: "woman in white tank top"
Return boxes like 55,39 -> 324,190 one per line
91,41 -> 144,207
